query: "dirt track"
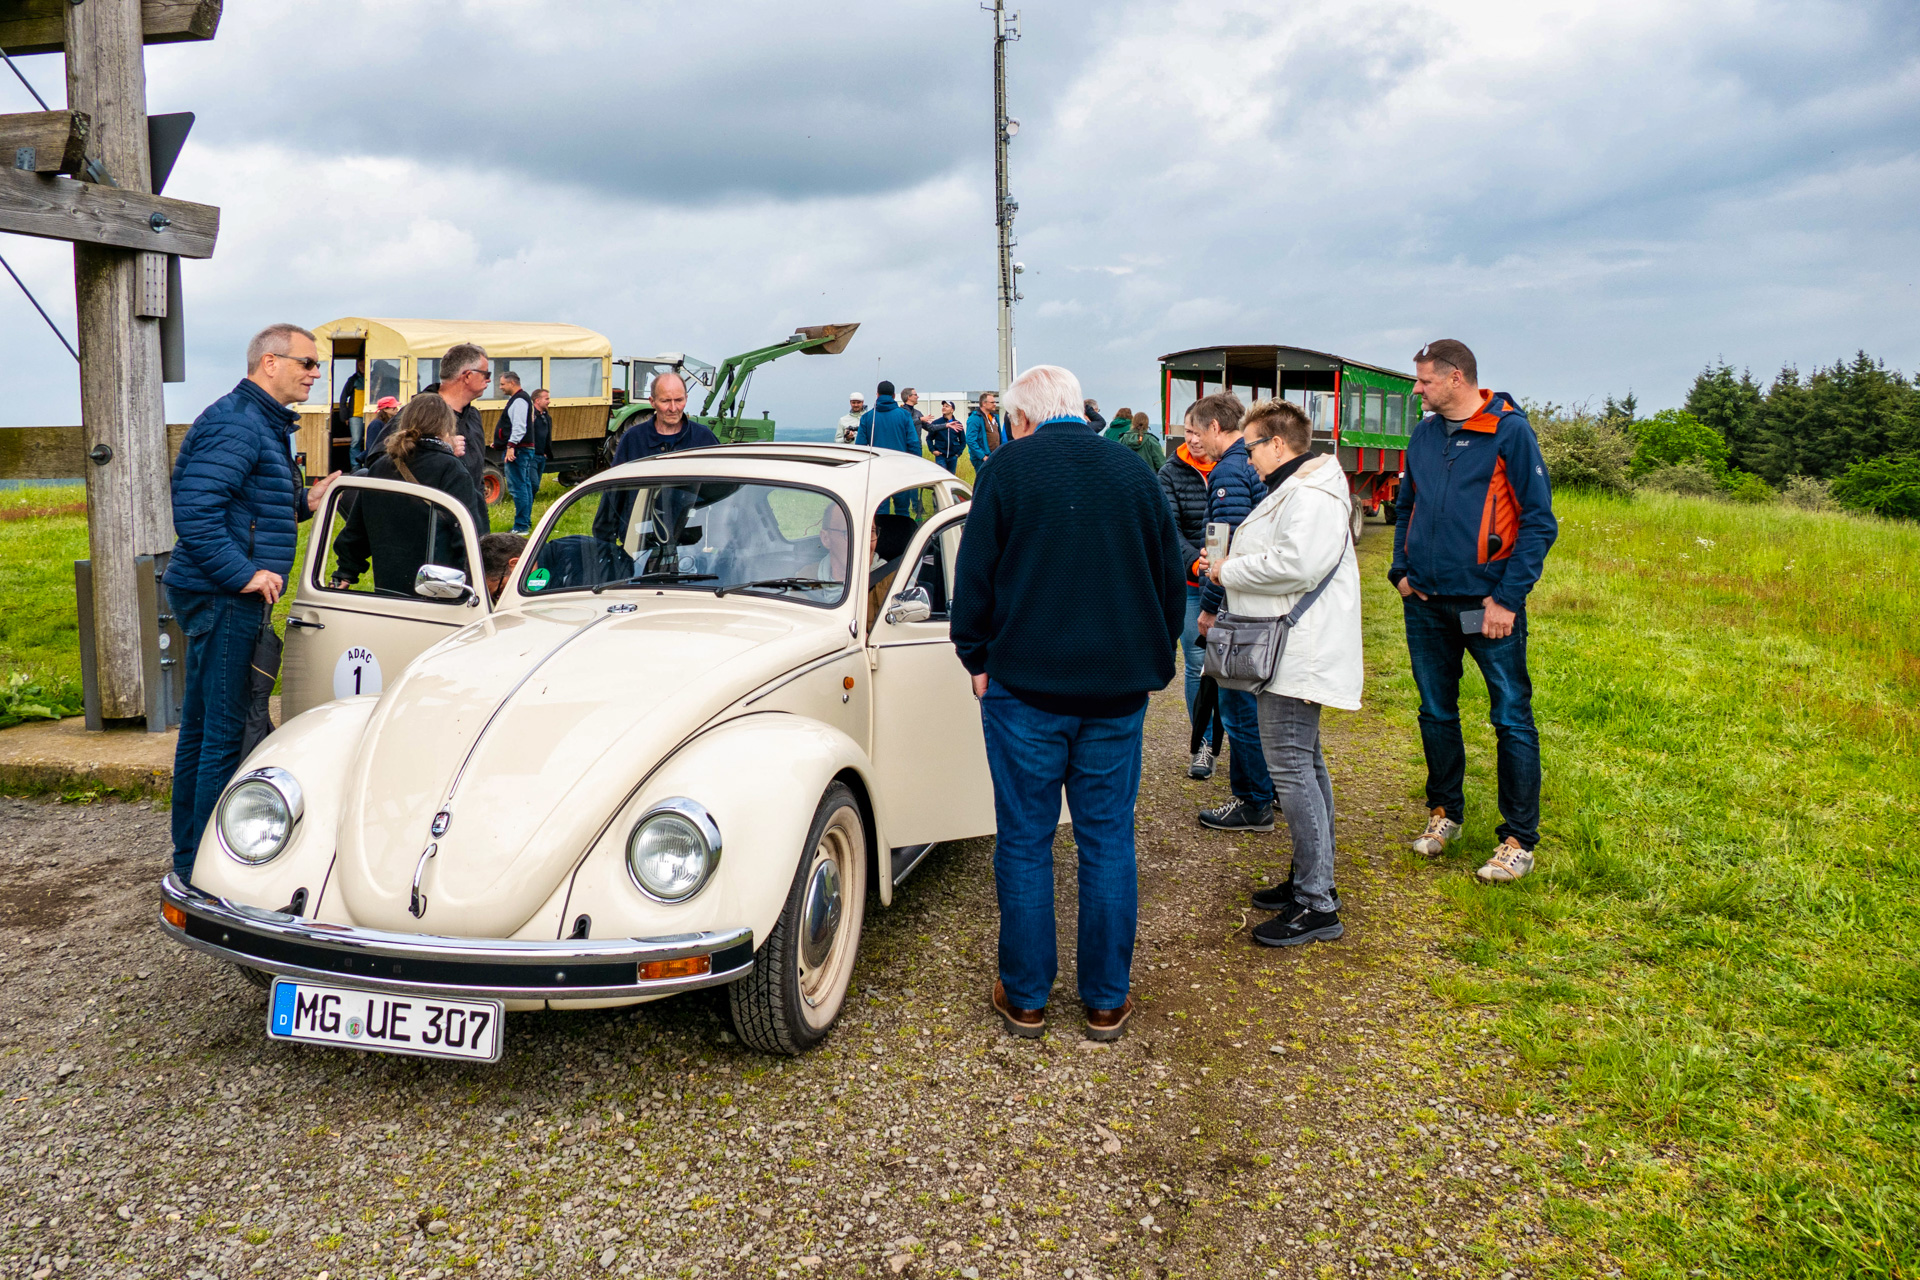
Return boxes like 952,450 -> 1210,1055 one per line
0,545 -> 1573,1279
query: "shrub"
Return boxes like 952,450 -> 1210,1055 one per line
0,672 -> 84,730
1637,462 -> 1723,496
1719,470 -> 1777,504
1781,475 -> 1833,511
1829,453 -> 1920,521
1531,402 -> 1631,494
1630,409 -> 1729,479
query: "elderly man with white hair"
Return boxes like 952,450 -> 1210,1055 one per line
951,364 -> 1187,1043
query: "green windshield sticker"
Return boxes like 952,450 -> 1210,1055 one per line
526,568 -> 550,593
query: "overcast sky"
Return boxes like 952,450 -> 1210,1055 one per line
2,0 -> 1916,432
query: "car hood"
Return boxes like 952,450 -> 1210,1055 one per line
335,599 -> 847,936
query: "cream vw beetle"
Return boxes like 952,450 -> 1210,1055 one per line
160,444 -> 992,1058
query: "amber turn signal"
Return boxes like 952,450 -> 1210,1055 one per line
162,902 -> 187,929
843,676 -> 855,690
637,955 -> 711,982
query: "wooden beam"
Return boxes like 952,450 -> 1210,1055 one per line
0,0 -> 220,57
0,110 -> 91,175
0,166 -> 216,257
0,424 -> 190,481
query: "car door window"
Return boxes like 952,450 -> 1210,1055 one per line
317,485 -> 474,603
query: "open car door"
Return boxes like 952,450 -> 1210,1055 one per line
281,475 -> 488,719
864,503 -> 993,888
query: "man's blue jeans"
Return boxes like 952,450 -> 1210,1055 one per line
507,450 -> 543,533
1402,594 -> 1541,849
1218,683 -> 1272,808
166,586 -> 265,882
1180,584 -> 1204,719
980,684 -> 1145,1011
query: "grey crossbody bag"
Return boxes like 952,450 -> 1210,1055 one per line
1201,532 -> 1349,693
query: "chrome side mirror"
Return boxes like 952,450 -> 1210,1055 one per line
415,564 -> 474,601
884,585 -> 932,626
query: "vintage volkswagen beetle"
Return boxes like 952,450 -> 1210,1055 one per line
160,445 -> 992,1057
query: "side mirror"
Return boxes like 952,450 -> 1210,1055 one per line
884,585 -> 932,626
415,564 -> 475,601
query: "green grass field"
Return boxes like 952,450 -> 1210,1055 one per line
1361,491 -> 1920,1277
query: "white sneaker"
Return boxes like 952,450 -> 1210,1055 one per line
1410,808 -> 1462,857
1477,838 -> 1535,883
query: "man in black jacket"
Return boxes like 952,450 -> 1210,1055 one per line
592,371 -> 720,541
1158,427 -> 1214,772
952,364 -> 1186,1044
434,343 -> 493,532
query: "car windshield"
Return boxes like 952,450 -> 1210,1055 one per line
518,479 -> 853,606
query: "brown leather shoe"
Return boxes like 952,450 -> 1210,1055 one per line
991,980 -> 1045,1039
1084,995 -> 1135,1042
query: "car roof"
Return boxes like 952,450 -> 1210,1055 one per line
596,443 -> 957,503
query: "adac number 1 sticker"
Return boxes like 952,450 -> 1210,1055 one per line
333,646 -> 382,700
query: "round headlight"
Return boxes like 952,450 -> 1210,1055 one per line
217,768 -> 303,865
626,799 -> 721,902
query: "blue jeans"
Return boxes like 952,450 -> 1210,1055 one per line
507,450 -> 543,533
167,586 -> 266,881
1257,693 -> 1336,912
1180,584 -> 1204,719
980,684 -> 1146,1011
1403,594 -> 1541,849
1218,684 -> 1272,808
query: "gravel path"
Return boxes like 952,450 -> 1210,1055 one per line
0,673 -> 1583,1278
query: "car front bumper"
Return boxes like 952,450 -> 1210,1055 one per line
160,873 -> 753,1001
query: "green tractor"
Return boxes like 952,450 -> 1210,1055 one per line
602,323 -> 859,468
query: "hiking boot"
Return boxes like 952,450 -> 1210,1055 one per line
1476,838 -> 1535,884
1084,996 -> 1136,1042
1250,879 -> 1342,914
1252,905 -> 1345,948
1188,745 -> 1216,780
1410,807 -> 1462,857
990,981 -> 1046,1039
1198,798 -> 1274,832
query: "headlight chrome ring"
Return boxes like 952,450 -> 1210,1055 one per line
626,797 -> 722,903
215,767 -> 304,866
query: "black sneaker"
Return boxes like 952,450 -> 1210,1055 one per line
1187,745 -> 1216,780
1252,906 -> 1345,948
1198,798 -> 1274,832
1250,879 -> 1342,914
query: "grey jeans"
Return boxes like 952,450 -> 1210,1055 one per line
1255,692 -> 1338,913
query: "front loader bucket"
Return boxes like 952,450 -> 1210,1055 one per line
796,323 -> 860,355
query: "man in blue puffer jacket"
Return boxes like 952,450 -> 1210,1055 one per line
1188,392 -> 1275,834
163,323 -> 338,881
857,380 -> 925,514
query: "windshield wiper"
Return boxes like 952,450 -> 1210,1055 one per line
714,576 -> 841,598
592,570 -> 720,595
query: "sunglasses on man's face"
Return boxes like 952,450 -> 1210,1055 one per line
272,354 -> 322,372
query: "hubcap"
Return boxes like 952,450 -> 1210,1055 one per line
800,856 -> 842,970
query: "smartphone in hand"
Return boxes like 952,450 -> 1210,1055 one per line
1458,608 -> 1486,635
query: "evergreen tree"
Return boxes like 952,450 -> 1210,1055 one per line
1797,352 -> 1919,479
1749,365 -> 1809,486
1684,361 -> 1763,471
1601,391 -> 1639,425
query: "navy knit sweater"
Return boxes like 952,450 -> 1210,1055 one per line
951,418 -> 1187,717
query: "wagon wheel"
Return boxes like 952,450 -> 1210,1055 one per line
728,782 -> 868,1055
482,465 -> 505,507
1350,495 -> 1365,541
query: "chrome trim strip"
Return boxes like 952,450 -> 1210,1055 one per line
744,646 -> 857,706
160,874 -> 752,1002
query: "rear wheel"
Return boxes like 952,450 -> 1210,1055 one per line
1350,495 -> 1365,541
1379,500 -> 1397,525
729,783 -> 868,1055
482,465 -> 505,506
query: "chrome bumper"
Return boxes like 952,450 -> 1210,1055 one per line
159,873 -> 753,1001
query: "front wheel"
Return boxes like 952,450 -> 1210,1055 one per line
729,782 -> 868,1055
482,465 -> 505,506
1350,494 -> 1365,541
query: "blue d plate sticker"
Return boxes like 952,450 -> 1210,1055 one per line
526,568 -> 550,593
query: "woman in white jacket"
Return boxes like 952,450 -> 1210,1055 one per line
1208,400 -> 1363,947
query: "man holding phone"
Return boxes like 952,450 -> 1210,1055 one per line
1391,340 -> 1558,883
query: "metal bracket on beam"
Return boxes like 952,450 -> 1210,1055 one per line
0,166 -> 217,257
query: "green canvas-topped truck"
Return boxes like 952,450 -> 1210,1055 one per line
598,323 -> 860,472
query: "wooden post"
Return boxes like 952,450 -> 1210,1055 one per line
65,0 -> 172,721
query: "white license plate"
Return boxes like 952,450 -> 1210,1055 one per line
268,978 -> 502,1063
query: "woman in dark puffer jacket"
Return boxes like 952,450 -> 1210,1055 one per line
331,395 -> 480,595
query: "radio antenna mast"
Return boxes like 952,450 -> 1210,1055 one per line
987,1 -> 1021,402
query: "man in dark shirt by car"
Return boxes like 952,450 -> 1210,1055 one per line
593,371 -> 720,541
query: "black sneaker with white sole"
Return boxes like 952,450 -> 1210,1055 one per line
1249,879 -> 1342,914
1188,745 -> 1216,780
1198,797 -> 1274,832
1252,906 -> 1345,947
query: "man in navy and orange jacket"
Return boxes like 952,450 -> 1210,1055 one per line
1390,339 -> 1557,884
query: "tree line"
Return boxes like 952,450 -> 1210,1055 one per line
1531,351 -> 1920,520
